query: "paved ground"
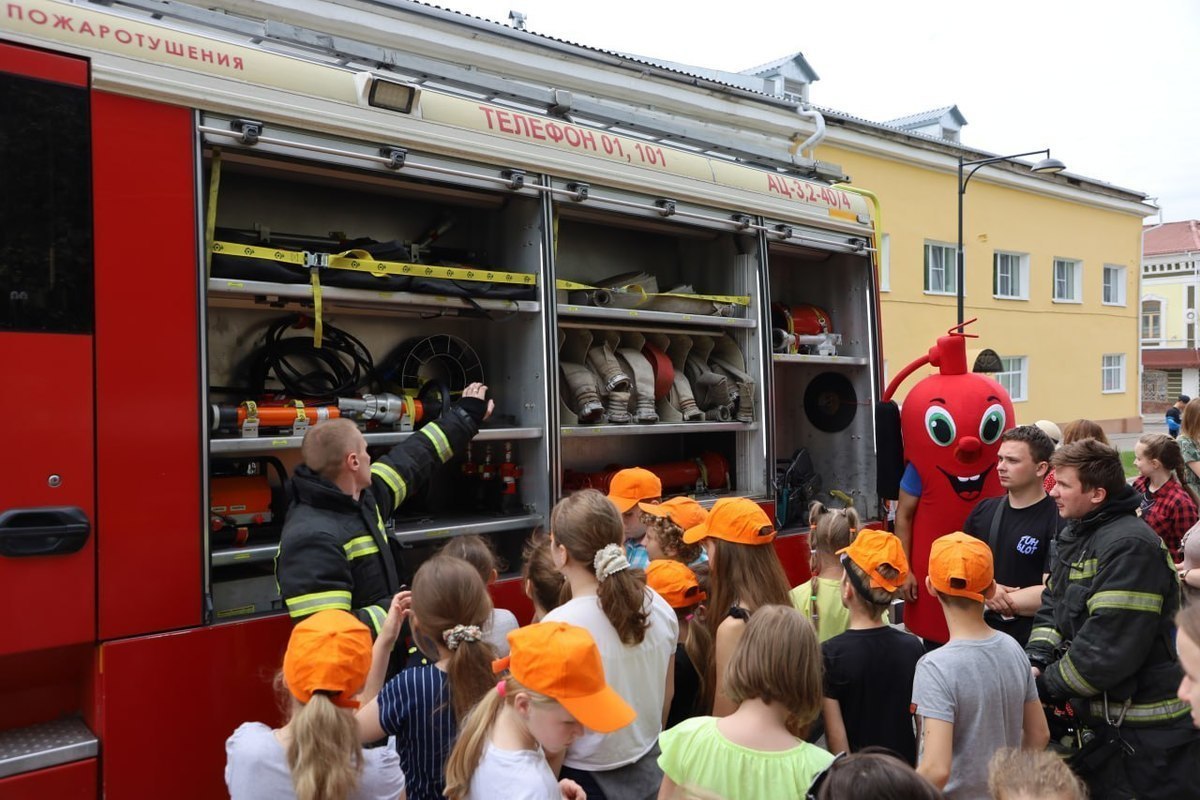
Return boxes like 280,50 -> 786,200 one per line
1109,415 -> 1166,452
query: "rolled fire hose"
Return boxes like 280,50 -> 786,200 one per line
586,341 -> 630,394
560,361 -> 605,423
616,347 -> 659,424
642,343 -> 675,401
684,354 -> 731,411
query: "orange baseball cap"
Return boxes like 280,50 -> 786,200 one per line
928,532 -> 994,603
638,496 -> 708,530
607,468 -> 663,514
283,610 -> 373,709
838,529 -> 909,592
682,497 -> 775,545
495,622 -> 635,733
645,559 -> 706,609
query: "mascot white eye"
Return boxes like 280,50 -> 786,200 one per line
925,406 -> 956,447
979,404 -> 1006,444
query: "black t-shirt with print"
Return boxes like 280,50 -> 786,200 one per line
963,494 -> 1066,645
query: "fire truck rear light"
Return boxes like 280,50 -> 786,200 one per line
368,79 -> 417,114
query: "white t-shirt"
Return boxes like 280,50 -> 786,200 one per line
485,607 -> 521,657
225,722 -> 406,800
543,587 -> 678,770
465,743 -> 559,800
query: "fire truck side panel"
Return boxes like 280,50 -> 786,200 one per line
94,615 -> 292,798
0,757 -> 97,798
0,37 -> 86,85
92,91 -> 203,640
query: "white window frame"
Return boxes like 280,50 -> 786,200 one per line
996,356 -> 1028,402
992,251 -> 1029,300
1052,257 -> 1083,303
1102,264 -> 1126,306
1102,353 -> 1126,393
924,241 -> 957,296
879,233 -> 891,292
1142,296 -> 1165,345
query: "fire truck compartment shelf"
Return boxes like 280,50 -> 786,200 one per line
561,422 -> 759,437
772,354 -> 869,366
390,513 -> 542,544
556,305 -> 755,329
210,427 -> 544,455
211,544 -> 279,568
0,717 -> 98,779
208,279 -> 541,315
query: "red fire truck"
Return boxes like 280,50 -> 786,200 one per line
1,1 -> 882,794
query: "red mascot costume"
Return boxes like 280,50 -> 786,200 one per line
882,325 -> 1013,643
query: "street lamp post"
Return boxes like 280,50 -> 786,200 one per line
956,149 -> 1066,325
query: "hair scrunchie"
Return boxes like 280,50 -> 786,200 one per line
593,543 -> 631,582
442,624 -> 483,651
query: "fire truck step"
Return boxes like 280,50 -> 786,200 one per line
0,717 -> 98,779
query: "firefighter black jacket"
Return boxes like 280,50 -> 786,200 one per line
1027,486 -> 1190,727
275,400 -> 484,636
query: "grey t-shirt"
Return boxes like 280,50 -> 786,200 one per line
225,722 -> 406,800
911,633 -> 1037,800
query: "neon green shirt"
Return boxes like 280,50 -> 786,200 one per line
789,576 -> 851,642
658,716 -> 833,800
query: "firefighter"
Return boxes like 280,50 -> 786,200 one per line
1027,438 -> 1200,799
275,382 -> 492,639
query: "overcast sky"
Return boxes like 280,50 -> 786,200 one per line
438,0 -> 1200,224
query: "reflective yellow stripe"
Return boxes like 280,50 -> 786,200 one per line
1089,697 -> 1193,723
1086,590 -> 1163,615
1059,653 -> 1100,697
362,605 -> 386,635
1028,627 -> 1062,648
371,462 -> 408,509
285,590 -> 353,618
420,423 -> 453,463
343,535 -> 380,561
1069,559 -> 1098,581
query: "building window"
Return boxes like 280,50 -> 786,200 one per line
993,251 -> 1028,300
1102,353 -> 1125,393
996,356 -> 1028,402
1102,265 -> 1126,306
1053,258 -> 1083,302
879,233 -> 891,292
924,242 -> 957,295
1142,299 -> 1163,343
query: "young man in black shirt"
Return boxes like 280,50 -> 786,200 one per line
962,425 -> 1064,646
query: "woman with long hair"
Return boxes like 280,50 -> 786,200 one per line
357,555 -> 495,800
225,610 -> 407,800
543,489 -> 678,800
682,496 -> 791,716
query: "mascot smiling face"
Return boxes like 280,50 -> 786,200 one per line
899,332 -> 1013,642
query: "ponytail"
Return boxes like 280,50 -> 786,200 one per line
683,607 -> 713,704
286,692 -> 362,800
551,490 -> 650,645
443,683 -> 506,800
1141,434 -> 1200,507
447,637 -> 497,723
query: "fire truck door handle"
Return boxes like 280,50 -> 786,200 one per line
0,507 -> 91,557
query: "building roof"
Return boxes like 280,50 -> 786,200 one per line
1144,220 -> 1200,256
740,52 -> 820,84
884,105 -> 967,130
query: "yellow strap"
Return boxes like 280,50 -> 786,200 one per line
211,241 -> 537,286
554,278 -> 749,306
293,399 -> 306,422
402,393 -> 416,424
205,149 -> 222,279
240,400 -> 258,422
309,267 -> 324,349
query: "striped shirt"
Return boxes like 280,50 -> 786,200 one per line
378,665 -> 452,800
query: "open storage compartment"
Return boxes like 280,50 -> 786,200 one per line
200,119 -> 551,618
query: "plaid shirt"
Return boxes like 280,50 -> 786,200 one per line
1132,475 -> 1198,561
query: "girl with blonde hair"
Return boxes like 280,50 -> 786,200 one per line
225,610 -> 407,800
789,501 -> 861,642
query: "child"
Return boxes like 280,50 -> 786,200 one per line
657,604 -> 835,799
441,534 -> 520,656
809,750 -> 942,800
821,529 -> 925,764
357,555 -> 496,800
543,489 -> 678,798
790,502 -> 860,642
225,610 -> 407,800
684,496 -> 792,716
987,748 -> 1086,800
522,530 -> 567,621
645,559 -> 710,728
443,621 -> 636,800
606,467 -> 663,568
911,533 -> 1049,798
1132,433 -> 1199,561
639,495 -> 710,593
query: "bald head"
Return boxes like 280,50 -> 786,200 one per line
301,418 -> 363,480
